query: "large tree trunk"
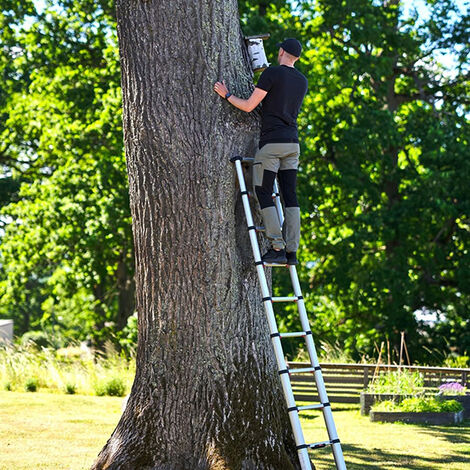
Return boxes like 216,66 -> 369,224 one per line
92,1 -> 301,469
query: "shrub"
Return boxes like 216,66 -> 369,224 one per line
443,355 -> 469,368
372,397 -> 463,413
439,400 -> 464,412
3,382 -> 12,391
367,370 -> 424,395
20,331 -> 52,349
24,377 -> 39,392
117,313 -> 138,357
95,377 -> 126,397
65,383 -> 77,395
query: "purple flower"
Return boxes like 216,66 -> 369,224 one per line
439,382 -> 467,395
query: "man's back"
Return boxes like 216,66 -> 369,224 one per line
256,65 -> 308,147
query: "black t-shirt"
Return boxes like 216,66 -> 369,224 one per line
256,65 -> 308,148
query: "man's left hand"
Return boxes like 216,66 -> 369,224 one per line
214,80 -> 229,98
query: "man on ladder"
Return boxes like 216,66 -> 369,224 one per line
214,38 -> 308,265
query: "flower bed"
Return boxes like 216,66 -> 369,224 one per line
360,392 -> 416,415
370,409 -> 464,425
438,383 -> 470,419
370,397 -> 464,425
362,370 -> 425,415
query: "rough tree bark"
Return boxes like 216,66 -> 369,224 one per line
91,1 -> 301,469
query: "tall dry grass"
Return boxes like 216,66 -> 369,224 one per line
0,341 -> 135,396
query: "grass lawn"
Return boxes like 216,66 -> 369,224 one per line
301,403 -> 470,470
0,392 -> 469,469
0,391 -> 122,470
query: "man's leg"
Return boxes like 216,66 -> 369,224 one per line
278,144 -> 300,261
253,145 -> 286,262
278,169 -> 300,251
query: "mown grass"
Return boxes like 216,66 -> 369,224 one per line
0,391 -> 122,470
1,392 -> 469,470
301,403 -> 470,470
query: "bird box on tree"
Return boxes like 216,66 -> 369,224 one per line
245,33 -> 270,72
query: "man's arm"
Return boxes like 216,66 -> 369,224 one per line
214,80 -> 267,112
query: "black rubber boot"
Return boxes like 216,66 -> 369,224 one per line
286,251 -> 298,265
262,248 -> 287,264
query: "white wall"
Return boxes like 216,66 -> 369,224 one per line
0,320 -> 13,343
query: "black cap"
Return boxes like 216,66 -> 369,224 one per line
276,38 -> 302,58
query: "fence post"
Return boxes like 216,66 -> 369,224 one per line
363,366 -> 369,389
462,371 -> 467,387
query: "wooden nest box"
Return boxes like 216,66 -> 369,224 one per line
245,34 -> 270,72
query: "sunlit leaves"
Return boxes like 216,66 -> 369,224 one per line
0,0 -> 133,342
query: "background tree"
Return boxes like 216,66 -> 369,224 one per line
92,0 -> 304,468
0,0 -> 134,343
292,0 -> 469,362
1,0 -> 468,365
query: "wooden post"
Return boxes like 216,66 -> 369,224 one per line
399,331 -> 404,370
372,341 -> 384,383
403,335 -> 411,365
364,365 -> 369,389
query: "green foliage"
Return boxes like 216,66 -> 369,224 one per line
373,397 -> 463,413
290,0 -> 469,362
24,377 -> 39,392
116,313 -> 137,357
367,370 -> 424,395
443,355 -> 469,369
0,0 -> 134,343
94,377 -> 126,397
20,330 -> 56,349
64,383 -> 77,395
0,0 -> 468,363
238,0 -> 469,364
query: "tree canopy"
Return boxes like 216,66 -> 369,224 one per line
0,0 -> 133,342
0,0 -> 468,363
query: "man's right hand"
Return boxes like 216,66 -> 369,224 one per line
214,80 -> 229,98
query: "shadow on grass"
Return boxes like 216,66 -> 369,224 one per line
414,419 -> 470,444
298,404 -> 359,421
310,442 -> 470,469
299,413 -> 320,421
330,406 -> 361,412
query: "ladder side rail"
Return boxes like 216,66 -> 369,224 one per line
273,169 -> 347,469
273,175 -> 347,469
233,160 -> 313,470
289,268 -> 347,470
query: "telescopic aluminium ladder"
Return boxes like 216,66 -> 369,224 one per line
230,155 -> 347,470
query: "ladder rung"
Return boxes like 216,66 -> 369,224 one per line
308,440 -> 334,450
263,262 -> 288,267
298,404 -> 324,411
289,367 -> 315,374
256,226 -> 265,232
272,296 -> 298,302
279,332 -> 307,338
230,155 -> 254,164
